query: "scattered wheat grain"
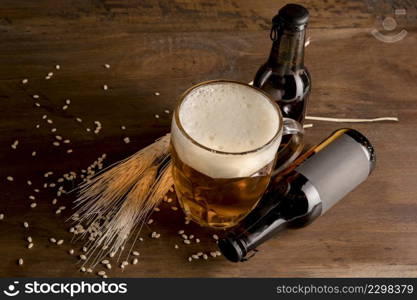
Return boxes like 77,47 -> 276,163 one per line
11,140 -> 19,149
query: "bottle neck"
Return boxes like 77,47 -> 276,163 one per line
268,26 -> 306,74
220,212 -> 288,262
225,181 -> 291,260
241,215 -> 287,256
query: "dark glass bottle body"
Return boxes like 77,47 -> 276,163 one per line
254,19 -> 310,123
218,129 -> 376,262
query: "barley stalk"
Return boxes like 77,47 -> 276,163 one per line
69,134 -> 173,266
92,166 -> 158,257
123,161 -> 173,259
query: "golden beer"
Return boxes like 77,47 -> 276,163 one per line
171,146 -> 274,228
171,80 -> 288,228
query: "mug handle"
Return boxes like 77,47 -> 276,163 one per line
272,117 -> 304,175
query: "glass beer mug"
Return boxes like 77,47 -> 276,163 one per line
170,80 -> 303,228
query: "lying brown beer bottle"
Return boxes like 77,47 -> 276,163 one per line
218,129 -> 376,262
254,4 -> 311,123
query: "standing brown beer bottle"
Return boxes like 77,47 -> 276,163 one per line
254,4 -> 311,123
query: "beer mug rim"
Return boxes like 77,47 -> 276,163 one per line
174,79 -> 284,156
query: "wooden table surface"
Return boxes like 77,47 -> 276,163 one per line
0,0 -> 416,278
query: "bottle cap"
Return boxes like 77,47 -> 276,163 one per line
274,4 -> 309,28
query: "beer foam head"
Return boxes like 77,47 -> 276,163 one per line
171,81 -> 282,178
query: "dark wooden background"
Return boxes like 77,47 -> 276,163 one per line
0,0 -> 416,278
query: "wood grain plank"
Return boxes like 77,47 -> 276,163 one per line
0,0 -> 416,277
